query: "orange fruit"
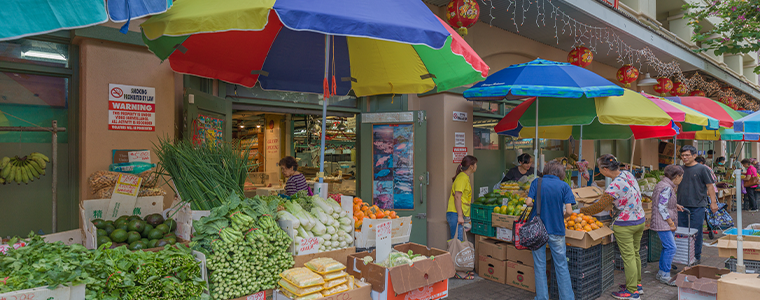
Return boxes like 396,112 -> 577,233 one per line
581,221 -> 588,227
390,211 -> 397,218
590,224 -> 599,230
370,214 -> 377,219
574,224 -> 582,230
575,217 -> 583,223
376,212 -> 385,218
354,197 -> 362,204
355,211 -> 365,219
567,221 -> 575,227
583,225 -> 592,231
596,221 -> 604,227
355,219 -> 363,229
353,204 -> 361,212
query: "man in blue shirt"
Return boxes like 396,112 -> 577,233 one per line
525,161 -> 576,300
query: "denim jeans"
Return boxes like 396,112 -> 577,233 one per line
678,206 -> 705,260
657,230 -> 676,277
446,212 -> 464,241
533,234 -> 574,300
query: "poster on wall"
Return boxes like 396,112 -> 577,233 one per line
192,114 -> 224,145
373,124 -> 414,210
108,84 -> 155,131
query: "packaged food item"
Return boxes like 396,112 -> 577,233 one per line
280,288 -> 323,300
281,268 -> 325,287
321,270 -> 348,281
321,283 -> 349,297
95,186 -> 166,199
88,169 -> 157,193
305,257 -> 346,274
109,162 -> 156,174
278,279 -> 323,296
347,275 -> 355,291
323,277 -> 347,289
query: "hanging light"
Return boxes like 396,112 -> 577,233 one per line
637,73 -> 658,87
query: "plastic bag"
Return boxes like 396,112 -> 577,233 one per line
280,288 -> 323,300
280,268 -> 325,287
88,169 -> 157,193
109,162 -> 156,174
305,257 -> 345,274
95,186 -> 166,199
322,270 -> 348,281
323,277 -> 347,289
321,283 -> 349,297
278,279 -> 323,297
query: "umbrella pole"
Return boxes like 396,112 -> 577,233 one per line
630,138 -> 636,174
534,98 -> 539,178
735,168 -> 745,273
673,135 -> 677,164
318,35 -> 330,184
578,125 -> 583,187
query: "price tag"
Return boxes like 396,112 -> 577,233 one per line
247,290 -> 266,300
479,187 -> 488,197
298,237 -> 320,255
107,174 -> 142,218
375,220 -> 392,264
128,150 -> 151,162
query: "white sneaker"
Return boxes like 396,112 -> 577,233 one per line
656,273 -> 676,286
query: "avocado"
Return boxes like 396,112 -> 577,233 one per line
114,219 -> 129,230
97,236 -> 111,247
155,239 -> 170,248
110,229 -> 128,243
164,218 -> 177,232
144,214 -> 165,226
92,219 -> 106,229
103,224 -> 116,235
164,237 -> 177,245
127,215 -> 142,222
148,229 -> 164,240
127,220 -> 145,232
141,224 -> 154,238
105,220 -> 114,227
117,223 -> 129,232
97,229 -> 108,237
127,231 -> 142,244
116,216 -> 129,223
155,224 -> 170,234
141,238 -> 149,244
128,241 -> 147,250
163,232 -> 177,239
147,239 -> 159,248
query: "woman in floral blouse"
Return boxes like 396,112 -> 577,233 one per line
581,154 -> 645,300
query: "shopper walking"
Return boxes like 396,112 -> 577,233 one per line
677,145 -> 719,265
650,165 -> 685,286
580,155 -> 645,299
525,161 -> 575,300
741,158 -> 759,212
447,155 -> 477,242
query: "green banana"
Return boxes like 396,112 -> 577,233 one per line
6,165 -> 16,183
32,157 -> 47,170
14,167 -> 21,184
20,166 -> 29,184
27,164 -> 40,179
0,177 -> 4,184
1,157 -> 9,169
30,152 -> 49,162
1,163 -> 11,178
28,160 -> 43,173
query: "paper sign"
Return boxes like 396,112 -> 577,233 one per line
453,147 -> 468,163
128,150 -> 151,162
453,111 -> 468,122
247,290 -> 266,300
479,187 -> 488,197
0,242 -> 26,255
455,132 -> 466,147
376,220 -> 393,264
298,237 -> 320,255
108,84 -> 156,131
106,174 -> 142,218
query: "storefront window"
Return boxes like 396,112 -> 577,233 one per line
506,137 -> 546,149
0,39 -> 69,68
473,117 -> 499,150
0,73 -> 69,143
227,83 -> 357,108
472,101 -> 500,114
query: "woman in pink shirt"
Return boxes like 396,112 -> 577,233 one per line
742,159 -> 759,212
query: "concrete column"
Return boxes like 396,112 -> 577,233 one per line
725,55 -> 744,76
744,66 -> 758,85
418,93 -> 473,250
668,17 -> 693,44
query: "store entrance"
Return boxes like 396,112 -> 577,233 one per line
231,107 -> 357,198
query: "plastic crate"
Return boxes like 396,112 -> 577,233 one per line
724,258 -> 760,273
549,264 -> 603,300
602,265 -> 615,291
602,243 -> 615,268
566,245 -> 602,274
648,230 -> 663,262
640,230 -> 650,248
471,204 -> 499,222
471,219 -> 496,237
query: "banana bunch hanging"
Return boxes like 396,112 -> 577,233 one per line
0,153 -> 49,185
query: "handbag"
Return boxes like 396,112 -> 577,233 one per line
514,178 -> 549,251
447,228 -> 475,272
707,202 -> 734,230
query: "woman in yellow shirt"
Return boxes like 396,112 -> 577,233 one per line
447,155 -> 478,242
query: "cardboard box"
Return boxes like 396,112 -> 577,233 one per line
274,282 -> 372,300
478,239 -> 509,261
717,272 -> 760,300
346,243 -> 455,296
0,284 -> 85,300
675,266 -> 730,300
565,226 -> 614,249
572,186 -> 610,218
506,261 -> 535,292
354,216 -> 412,248
506,244 -> 535,267
478,255 -> 507,284
381,278 -> 448,300
230,289 -> 273,300
642,202 -> 653,210
496,227 -> 513,242
492,213 -> 519,229
294,247 -> 356,268
717,234 -> 760,261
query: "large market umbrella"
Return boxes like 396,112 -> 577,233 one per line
0,0 -> 172,41
140,0 -> 489,183
464,58 -> 624,178
667,96 -> 743,129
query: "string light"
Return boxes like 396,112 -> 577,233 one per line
478,0 -> 496,27
499,0 -> 758,110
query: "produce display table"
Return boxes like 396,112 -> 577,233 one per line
717,187 -> 737,211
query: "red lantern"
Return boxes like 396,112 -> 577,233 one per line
446,0 -> 480,36
653,78 -> 673,96
567,46 -> 593,68
689,90 -> 705,96
669,81 -> 687,96
616,64 -> 639,88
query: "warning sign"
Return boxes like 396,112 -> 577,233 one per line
108,84 -> 156,131
453,147 -> 468,164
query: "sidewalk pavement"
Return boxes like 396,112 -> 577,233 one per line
447,209 -> 760,300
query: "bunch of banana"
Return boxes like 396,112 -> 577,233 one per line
0,152 -> 49,185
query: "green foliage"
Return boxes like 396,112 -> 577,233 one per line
684,1 -> 760,73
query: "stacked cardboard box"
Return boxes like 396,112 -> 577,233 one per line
476,239 -> 537,292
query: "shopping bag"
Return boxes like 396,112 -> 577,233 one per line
514,179 -> 549,250
707,202 -> 734,230
447,229 -> 474,272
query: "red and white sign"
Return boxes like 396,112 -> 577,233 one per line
0,242 -> 26,255
453,147 -> 468,163
108,84 -> 156,131
128,150 -> 151,163
298,237 -> 320,255
247,290 -> 266,300
376,220 -> 393,264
